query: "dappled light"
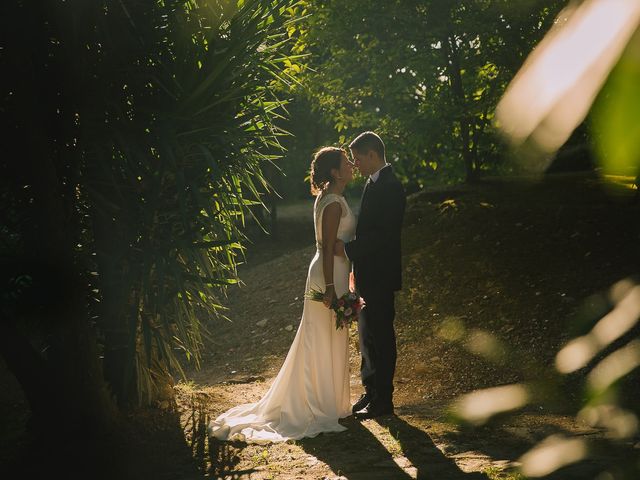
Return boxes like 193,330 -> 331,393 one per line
519,434 -> 589,477
436,315 -> 467,342
578,403 -> 639,440
465,329 -> 507,364
587,339 -> 640,392
556,280 -> 640,373
452,384 -> 529,426
447,274 -> 640,476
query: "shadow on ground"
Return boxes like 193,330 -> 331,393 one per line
298,415 -> 489,480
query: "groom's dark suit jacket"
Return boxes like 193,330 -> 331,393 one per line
345,165 -> 406,296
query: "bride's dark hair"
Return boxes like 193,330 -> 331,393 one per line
310,146 -> 345,195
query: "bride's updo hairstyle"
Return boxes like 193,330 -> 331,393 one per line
310,146 -> 345,195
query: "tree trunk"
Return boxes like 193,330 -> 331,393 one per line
86,163 -> 141,407
438,9 -> 477,183
0,313 -> 56,430
20,125 -> 120,437
446,43 -> 476,182
2,0 -> 119,437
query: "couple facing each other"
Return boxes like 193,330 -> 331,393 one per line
208,131 -> 406,443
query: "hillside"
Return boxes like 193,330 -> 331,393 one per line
178,172 -> 640,479
2,173 -> 639,479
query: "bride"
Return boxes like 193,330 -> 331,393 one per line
208,146 -> 356,443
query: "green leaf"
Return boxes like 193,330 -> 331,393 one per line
592,42 -> 640,176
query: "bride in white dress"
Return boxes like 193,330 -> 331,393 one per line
208,146 -> 356,443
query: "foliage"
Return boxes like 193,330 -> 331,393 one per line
295,0 -> 565,188
448,2 -> 640,477
591,30 -> 640,178
1,0 -> 301,410
270,95 -> 338,200
449,278 -> 640,479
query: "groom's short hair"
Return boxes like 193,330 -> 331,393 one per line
349,131 -> 385,159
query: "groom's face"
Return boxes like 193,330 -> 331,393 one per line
350,148 -> 377,177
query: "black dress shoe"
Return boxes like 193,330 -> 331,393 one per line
351,392 -> 373,414
354,402 -> 394,419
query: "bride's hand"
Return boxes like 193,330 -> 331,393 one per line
323,285 -> 336,308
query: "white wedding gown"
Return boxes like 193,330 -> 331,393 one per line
208,193 -> 355,443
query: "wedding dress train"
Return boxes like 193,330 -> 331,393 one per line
208,193 -> 355,443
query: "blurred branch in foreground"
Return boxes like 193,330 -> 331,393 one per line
454,2 -> 640,477
450,278 -> 640,478
495,0 -> 640,177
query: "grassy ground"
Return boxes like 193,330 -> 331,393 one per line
2,172 -> 639,479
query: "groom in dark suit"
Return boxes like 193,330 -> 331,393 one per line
335,131 -> 406,419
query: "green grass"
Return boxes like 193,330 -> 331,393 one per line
483,465 -> 526,480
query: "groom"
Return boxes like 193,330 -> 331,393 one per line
335,131 -> 406,419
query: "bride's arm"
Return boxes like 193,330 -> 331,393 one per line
321,201 -> 342,307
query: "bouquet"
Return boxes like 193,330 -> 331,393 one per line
305,288 -> 365,330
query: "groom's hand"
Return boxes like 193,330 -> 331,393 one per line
334,240 -> 346,257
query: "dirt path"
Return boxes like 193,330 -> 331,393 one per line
179,243 -> 500,480
178,175 -> 640,479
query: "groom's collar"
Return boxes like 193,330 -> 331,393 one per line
369,163 -> 391,183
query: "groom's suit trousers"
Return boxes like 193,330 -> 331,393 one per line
358,288 -> 396,403
345,165 -> 406,405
